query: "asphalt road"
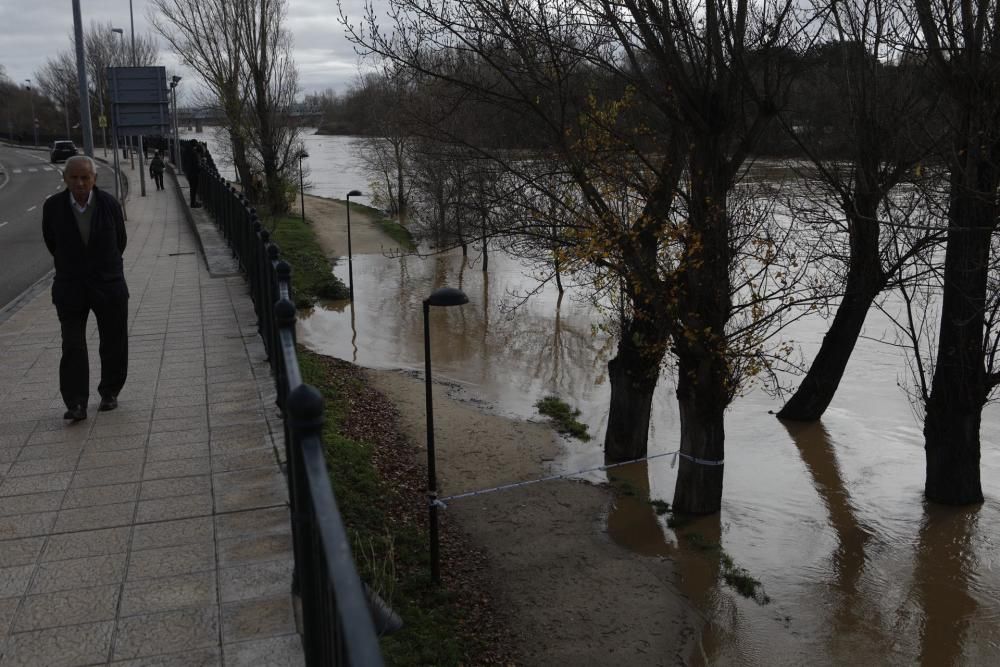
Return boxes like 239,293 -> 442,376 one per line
0,146 -> 115,311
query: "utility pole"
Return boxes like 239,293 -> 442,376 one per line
72,0 -> 95,156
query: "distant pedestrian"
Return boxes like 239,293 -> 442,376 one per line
42,156 -> 129,421
149,151 -> 165,190
188,143 -> 203,208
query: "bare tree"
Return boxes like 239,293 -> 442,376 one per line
346,0 -> 815,514
911,0 -> 1000,505
775,0 -> 945,421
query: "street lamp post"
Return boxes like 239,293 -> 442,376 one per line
129,0 -> 136,66
24,80 -> 37,147
111,28 -> 125,160
298,150 -> 309,221
170,76 -> 182,169
345,189 -> 362,300
422,287 -> 469,584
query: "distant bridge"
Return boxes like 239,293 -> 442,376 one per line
176,105 -> 323,128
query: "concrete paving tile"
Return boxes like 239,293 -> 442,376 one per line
120,571 -> 217,617
42,527 -> 131,562
77,449 -> 145,470
2,620 -> 113,666
140,475 -> 211,501
220,595 -> 295,644
148,429 -> 210,447
211,449 -> 276,473
0,511 -> 57,539
61,482 -> 139,509
127,541 -> 216,581
153,394 -> 209,410
90,421 -> 150,438
13,584 -> 120,632
0,471 -> 73,496
214,508 -> 290,542
24,428 -> 89,447
222,633 -> 304,667
0,491 -> 63,517
0,434 -> 28,449
151,416 -> 210,435
143,458 -> 210,480
0,537 -> 45,568
217,532 -> 292,568
113,606 -> 219,660
213,470 -> 287,514
30,553 -> 127,595
0,597 -> 17,635
136,493 -> 213,523
16,442 -> 84,461
72,463 -> 144,488
218,559 -> 293,603
81,434 -> 147,452
53,501 -> 136,532
209,411 -> 264,429
110,647 -> 221,666
5,455 -> 79,478
132,516 -> 213,551
146,441 -> 211,462
0,564 -> 34,599
153,405 -> 208,421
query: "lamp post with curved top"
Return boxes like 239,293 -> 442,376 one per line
298,150 -> 309,221
423,286 -> 469,583
345,189 -> 362,300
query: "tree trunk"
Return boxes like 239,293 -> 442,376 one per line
779,191 -> 883,421
672,360 -> 727,515
923,158 -> 993,505
671,143 -> 731,515
604,313 -> 666,462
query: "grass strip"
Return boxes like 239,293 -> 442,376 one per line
535,395 -> 592,441
297,349 -> 515,665
344,199 -> 416,251
268,215 -> 349,306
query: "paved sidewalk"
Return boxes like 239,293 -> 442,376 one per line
0,164 -> 304,665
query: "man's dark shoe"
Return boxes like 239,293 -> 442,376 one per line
99,395 -> 118,412
63,405 -> 87,422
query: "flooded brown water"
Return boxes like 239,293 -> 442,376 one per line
299,249 -> 1000,665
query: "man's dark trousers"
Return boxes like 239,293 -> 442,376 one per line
57,296 -> 128,409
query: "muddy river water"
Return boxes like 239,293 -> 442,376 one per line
299,248 -> 1000,665
186,129 -> 999,663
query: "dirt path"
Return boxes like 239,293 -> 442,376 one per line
291,194 -> 401,256
306,200 -> 698,664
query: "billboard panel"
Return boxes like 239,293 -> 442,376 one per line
108,66 -> 169,136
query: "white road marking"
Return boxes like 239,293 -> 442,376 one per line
26,206 -> 37,212
27,168 -> 38,172
0,222 -> 8,228
13,169 -> 22,174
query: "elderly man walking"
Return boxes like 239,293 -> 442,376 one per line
42,156 -> 129,421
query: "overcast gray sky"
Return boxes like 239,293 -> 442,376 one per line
0,0 -> 369,101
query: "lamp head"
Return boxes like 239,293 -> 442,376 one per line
426,287 -> 469,308
111,27 -> 123,35
171,75 -> 182,84
347,189 -> 362,197
298,150 -> 309,160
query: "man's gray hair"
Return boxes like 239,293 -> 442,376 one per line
65,155 -> 98,175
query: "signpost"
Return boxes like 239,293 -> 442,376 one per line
107,67 -> 169,198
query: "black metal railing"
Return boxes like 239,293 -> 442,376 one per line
182,141 -> 384,666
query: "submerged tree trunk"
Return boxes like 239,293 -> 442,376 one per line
672,145 -> 731,515
604,310 -> 667,462
779,192 -> 884,421
923,154 -> 994,505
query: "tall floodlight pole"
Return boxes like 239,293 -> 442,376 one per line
25,80 -> 37,147
72,0 -> 95,156
129,0 -> 136,66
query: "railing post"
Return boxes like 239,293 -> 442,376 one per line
274,267 -> 293,409
265,242 -> 281,367
285,383 -> 325,665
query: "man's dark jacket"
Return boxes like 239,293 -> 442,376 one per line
42,186 -> 128,310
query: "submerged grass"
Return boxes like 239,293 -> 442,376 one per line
268,215 -> 349,306
344,199 -> 416,251
683,532 -> 771,605
535,395 -> 591,441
